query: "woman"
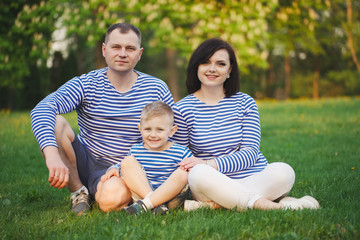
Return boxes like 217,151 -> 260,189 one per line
173,38 -> 319,211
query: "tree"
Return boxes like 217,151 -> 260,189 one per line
0,0 -> 63,109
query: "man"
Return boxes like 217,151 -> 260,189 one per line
31,23 -> 174,214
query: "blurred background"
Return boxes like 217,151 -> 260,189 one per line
1,0 -> 359,110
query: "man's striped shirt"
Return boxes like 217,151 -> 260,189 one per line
172,92 -> 267,179
31,68 -> 174,165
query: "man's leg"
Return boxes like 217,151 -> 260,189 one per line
95,176 -> 132,212
53,115 -> 90,213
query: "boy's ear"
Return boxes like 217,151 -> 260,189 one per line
169,125 -> 178,137
137,123 -> 141,131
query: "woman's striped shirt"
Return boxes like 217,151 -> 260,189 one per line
172,92 -> 268,179
30,68 -> 174,165
111,142 -> 192,189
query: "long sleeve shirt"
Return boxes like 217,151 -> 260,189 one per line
31,68 -> 174,165
172,92 -> 267,179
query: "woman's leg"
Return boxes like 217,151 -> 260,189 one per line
188,164 -> 258,210
189,163 -> 318,211
239,162 -> 295,201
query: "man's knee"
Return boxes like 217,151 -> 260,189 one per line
55,115 -> 74,142
97,177 -> 131,212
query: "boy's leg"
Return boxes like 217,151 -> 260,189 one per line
120,155 -> 153,198
147,168 -> 188,208
123,168 -> 188,216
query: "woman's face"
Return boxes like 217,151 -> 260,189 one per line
197,49 -> 232,89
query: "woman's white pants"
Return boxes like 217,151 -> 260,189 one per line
188,162 -> 295,210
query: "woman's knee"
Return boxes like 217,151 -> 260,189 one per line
268,162 -> 295,187
188,164 -> 213,191
97,177 -> 131,212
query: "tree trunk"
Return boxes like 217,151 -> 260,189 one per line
95,40 -> 106,70
284,55 -> 291,99
166,49 -> 180,102
7,86 -> 14,110
313,68 -> 319,99
267,58 -> 275,98
346,0 -> 360,72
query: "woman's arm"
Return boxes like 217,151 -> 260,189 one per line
215,97 -> 262,174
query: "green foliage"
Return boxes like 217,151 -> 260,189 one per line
1,0 -> 359,109
1,98 -> 360,239
0,1 -> 63,89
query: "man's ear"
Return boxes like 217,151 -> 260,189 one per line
138,47 -> 144,61
102,43 -> 106,57
169,125 -> 178,137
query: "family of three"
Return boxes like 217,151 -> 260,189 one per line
31,22 -> 319,215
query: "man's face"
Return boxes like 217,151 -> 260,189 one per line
102,30 -> 143,74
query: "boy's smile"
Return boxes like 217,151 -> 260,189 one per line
138,115 -> 177,151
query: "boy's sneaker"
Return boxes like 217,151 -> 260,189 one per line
122,200 -> 148,216
153,204 -> 168,216
71,189 -> 91,215
280,195 -> 320,210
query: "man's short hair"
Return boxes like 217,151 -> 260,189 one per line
104,23 -> 142,45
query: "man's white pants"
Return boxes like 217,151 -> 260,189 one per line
188,162 -> 295,210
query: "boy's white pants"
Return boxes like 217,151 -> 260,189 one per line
188,162 -> 295,210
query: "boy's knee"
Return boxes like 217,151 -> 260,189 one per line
120,155 -> 137,169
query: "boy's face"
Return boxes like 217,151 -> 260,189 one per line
138,115 -> 177,151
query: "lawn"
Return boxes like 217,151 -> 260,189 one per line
0,97 -> 359,239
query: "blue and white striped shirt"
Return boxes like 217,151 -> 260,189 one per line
111,142 -> 192,189
31,68 -> 174,165
172,92 -> 267,179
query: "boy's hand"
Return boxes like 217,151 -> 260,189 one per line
101,168 -> 120,182
179,156 -> 205,171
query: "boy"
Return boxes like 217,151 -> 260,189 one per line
101,101 -> 192,215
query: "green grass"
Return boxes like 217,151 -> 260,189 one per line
1,97 -> 359,239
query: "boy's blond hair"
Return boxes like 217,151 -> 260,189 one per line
140,101 -> 174,125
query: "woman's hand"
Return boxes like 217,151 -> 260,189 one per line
100,168 -> 120,183
179,156 -> 206,171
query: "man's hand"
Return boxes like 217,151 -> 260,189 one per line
101,168 -> 120,183
43,146 -> 69,189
